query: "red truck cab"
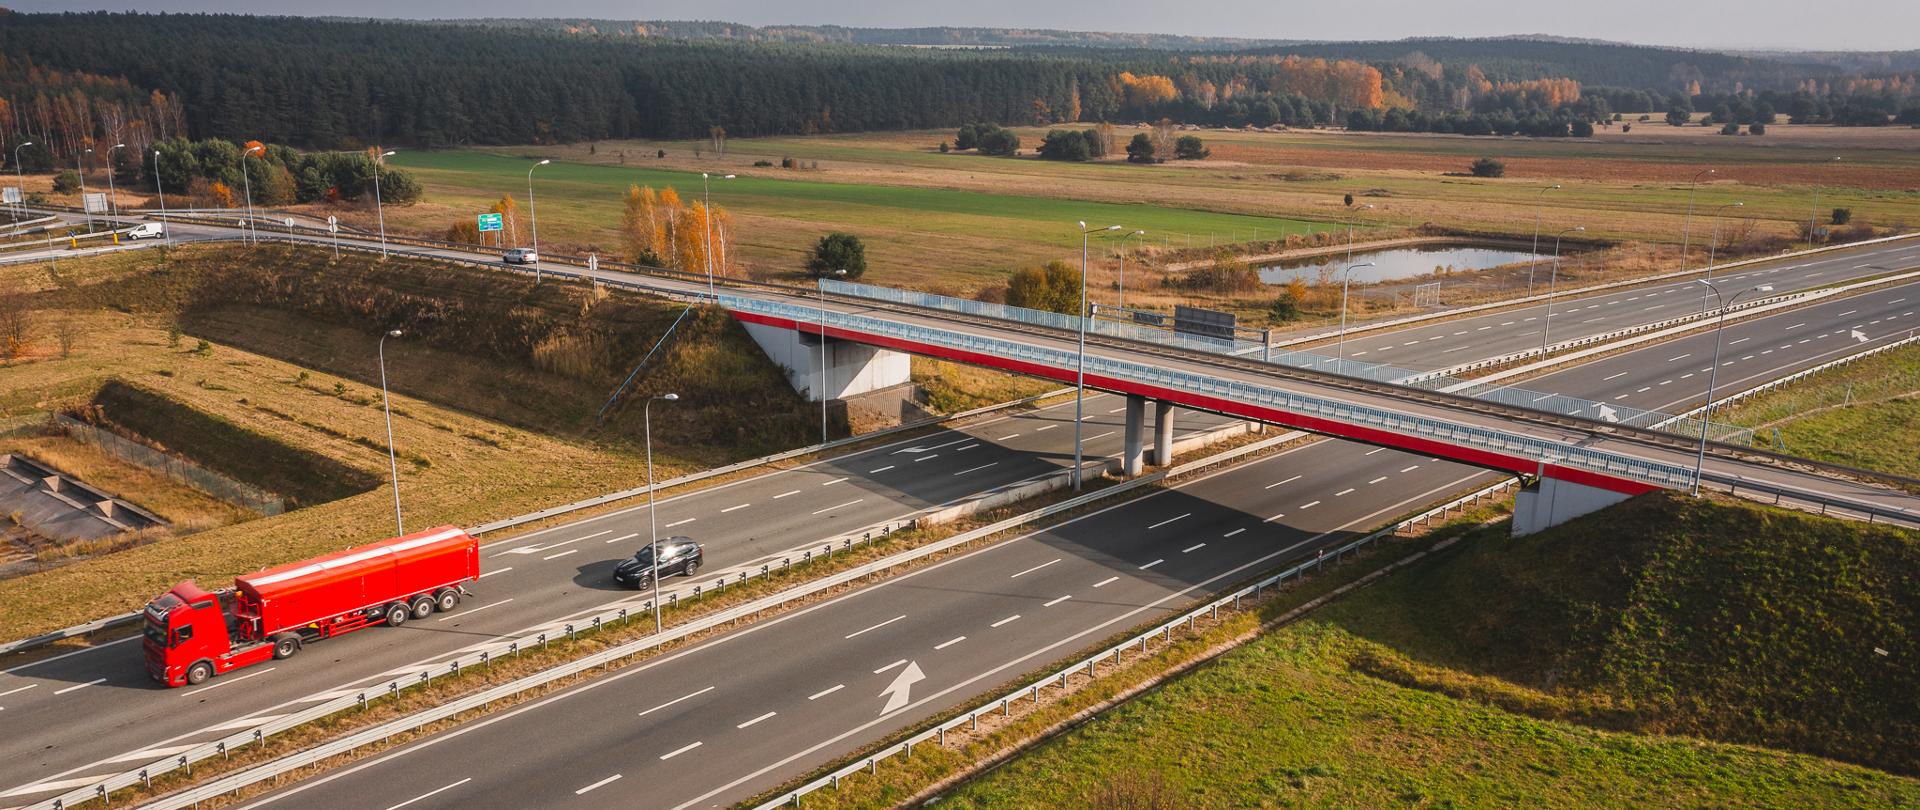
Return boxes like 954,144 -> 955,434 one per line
144,526 -> 479,687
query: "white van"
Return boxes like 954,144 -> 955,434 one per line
127,222 -> 166,240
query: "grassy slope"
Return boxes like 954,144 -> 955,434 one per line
944,493 -> 1919,808
1720,342 -> 1920,478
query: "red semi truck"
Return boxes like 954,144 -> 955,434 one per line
143,526 -> 479,687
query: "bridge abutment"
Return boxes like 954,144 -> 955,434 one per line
740,321 -> 911,403
1512,474 -> 1633,536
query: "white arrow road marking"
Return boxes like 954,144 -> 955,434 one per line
1851,329 -> 1870,343
879,661 -> 925,716
1598,404 -> 1619,423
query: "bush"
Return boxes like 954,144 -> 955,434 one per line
1469,157 -> 1505,178
1665,108 -> 1691,127
1038,129 -> 1093,162
52,170 -> 82,194
1831,208 -> 1852,225
1571,120 -> 1595,137
1749,122 -> 1766,135
1005,260 -> 1080,315
752,159 -> 774,167
1174,135 -> 1210,160
1720,122 -> 1741,136
938,141 -> 950,154
1343,193 -> 1354,207
805,232 -> 868,279
955,123 -> 980,151
1268,290 -> 1302,322
977,127 -> 1020,157
1125,132 -> 1157,164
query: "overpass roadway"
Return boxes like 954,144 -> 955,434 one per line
234,266 -> 1920,810
1,212 -> 1914,806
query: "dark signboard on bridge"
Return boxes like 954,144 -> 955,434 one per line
1173,305 -> 1237,341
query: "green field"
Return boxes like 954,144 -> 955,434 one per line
939,492 -> 1919,807
387,150 -> 1330,291
1720,343 -> 1920,478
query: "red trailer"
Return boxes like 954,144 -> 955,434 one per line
143,526 -> 479,687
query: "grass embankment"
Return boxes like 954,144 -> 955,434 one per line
939,492 -> 1919,807
912,356 -> 1061,414
0,243 -> 820,636
0,430 -> 256,533
1719,342 -> 1920,478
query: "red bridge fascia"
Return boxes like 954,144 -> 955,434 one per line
735,311 -> 1661,497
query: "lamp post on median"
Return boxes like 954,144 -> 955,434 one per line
10,141 -> 30,222
1679,168 -> 1715,268
1705,202 -> 1743,281
527,159 -> 551,282
1527,184 -> 1561,297
702,172 -> 735,297
1692,280 -> 1773,496
377,329 -> 406,535
372,149 -> 396,258
644,392 -> 680,634
817,268 -> 847,444
78,147 -> 93,232
1118,229 -> 1146,311
1075,221 -> 1123,491
1539,226 -> 1586,357
240,143 -> 263,246
1333,262 -> 1377,374
1808,156 -> 1841,246
105,142 -> 125,218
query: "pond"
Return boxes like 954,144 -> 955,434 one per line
1259,245 -> 1548,286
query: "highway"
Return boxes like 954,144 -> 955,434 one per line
231,269 -> 1920,810
1,210 -> 1916,807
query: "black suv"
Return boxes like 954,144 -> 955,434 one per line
613,536 -> 704,589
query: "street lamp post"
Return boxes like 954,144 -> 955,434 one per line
527,159 -> 551,282
372,149 -> 396,258
1117,230 -> 1146,311
1679,168 -> 1715,268
1808,156 -> 1841,246
1692,281 -> 1773,495
377,329 -> 406,535
1346,203 -> 1374,266
151,149 -> 170,253
1333,262 -> 1377,373
817,268 -> 847,444
1705,202 -> 1743,281
702,172 -> 735,297
1075,221 -> 1122,490
1539,226 -> 1586,357
240,144 -> 263,246
105,143 -> 126,218
1527,184 -> 1561,296
78,148 -> 93,232
10,141 -> 30,222
644,392 -> 680,634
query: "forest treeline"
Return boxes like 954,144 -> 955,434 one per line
1,12 -> 1916,153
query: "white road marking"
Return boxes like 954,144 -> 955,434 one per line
1010,558 -> 1062,578
1138,559 -> 1164,570
1667,353 -> 1690,362
543,549 -> 578,560
808,684 -> 845,700
1264,512 -> 1286,522
1223,528 -> 1247,537
914,454 -> 939,462
575,775 -> 622,795
821,477 -> 849,486
1728,337 -> 1749,345
1364,447 -> 1385,456
868,466 -> 895,474
1085,431 -> 1114,441
874,659 -> 909,674
1092,576 -> 1120,588
845,615 -> 907,640
0,684 -> 38,699
659,741 -> 703,760
720,503 -> 751,513
1034,424 -> 1058,432
1299,500 -> 1321,509
1637,386 -> 1652,393
990,614 -> 1022,628
1107,406 -> 1126,413
1264,475 -> 1302,489
1785,323 -> 1805,330
438,598 -> 512,621
1043,595 -> 1073,607
935,636 -> 967,650
813,499 -> 864,515
1182,543 -> 1207,553
736,712 -> 778,729
1334,488 -> 1355,496
383,778 -> 471,810
1367,476 -> 1389,485
998,433 -> 1021,440
1147,513 -> 1191,530
664,518 -> 696,528
53,678 -> 105,695
956,443 -> 980,451
953,462 -> 998,476
479,567 -> 513,578
638,686 -> 716,717
1400,465 -> 1419,472
1603,372 -> 1627,381
605,532 -> 639,544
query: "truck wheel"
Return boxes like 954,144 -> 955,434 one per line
385,602 -> 410,627
410,595 -> 436,619
435,589 -> 460,612
186,661 -> 214,685
271,634 -> 301,660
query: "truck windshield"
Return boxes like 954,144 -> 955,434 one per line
143,622 -> 167,647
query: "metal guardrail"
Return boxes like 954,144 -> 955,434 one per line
754,475 -> 1520,809
51,432 -> 1301,810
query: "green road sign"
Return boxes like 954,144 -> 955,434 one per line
477,212 -> 503,232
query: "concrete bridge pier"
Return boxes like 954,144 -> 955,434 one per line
739,321 -> 911,403
1121,394 -> 1147,476
1512,473 -> 1634,536
1154,400 -> 1176,466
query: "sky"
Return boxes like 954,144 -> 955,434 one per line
12,0 -> 1920,52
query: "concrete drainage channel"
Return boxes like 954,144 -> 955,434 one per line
24,424 -> 1295,810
